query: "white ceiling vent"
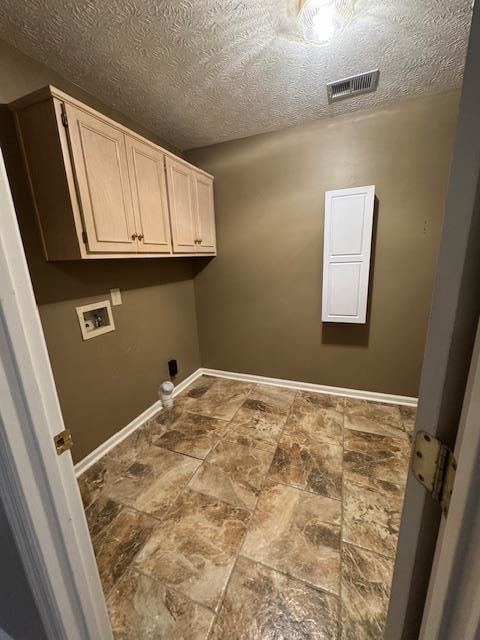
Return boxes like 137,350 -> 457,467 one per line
327,69 -> 379,103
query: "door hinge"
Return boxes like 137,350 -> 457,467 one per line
60,104 -> 68,128
54,429 -> 73,455
412,431 -> 457,516
82,230 -> 87,244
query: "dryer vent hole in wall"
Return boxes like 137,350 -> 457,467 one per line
327,69 -> 380,103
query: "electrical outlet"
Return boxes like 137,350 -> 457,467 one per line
168,359 -> 178,377
110,288 -> 122,306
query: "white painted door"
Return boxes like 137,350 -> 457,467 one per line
385,4 -> 480,637
0,147 -> 113,639
322,185 -> 375,324
419,318 -> 480,638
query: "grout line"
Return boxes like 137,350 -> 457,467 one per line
90,500 -> 156,603
341,537 -> 398,563
238,555 -> 341,601
129,565 -> 216,614
263,477 -> 343,505
261,389 -> 299,483
179,382 -> 259,638
343,468 -> 408,493
236,390 -> 300,562
343,425 -> 411,445
206,547 -> 243,639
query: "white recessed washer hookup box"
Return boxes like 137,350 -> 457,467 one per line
322,185 -> 375,324
76,300 -> 115,340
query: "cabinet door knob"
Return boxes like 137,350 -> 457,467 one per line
131,233 -> 138,240
138,234 -> 144,241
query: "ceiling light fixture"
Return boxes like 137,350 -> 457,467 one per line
298,0 -> 355,46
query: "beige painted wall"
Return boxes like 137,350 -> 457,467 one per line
187,91 -> 460,397
0,40 -> 201,462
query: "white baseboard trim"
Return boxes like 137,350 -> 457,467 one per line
75,366 -> 417,476
74,368 -> 203,477
201,368 -> 418,407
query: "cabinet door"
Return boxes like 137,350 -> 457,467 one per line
193,172 -> 216,254
125,136 -> 172,254
165,157 -> 197,253
64,103 -> 137,253
322,185 -> 375,324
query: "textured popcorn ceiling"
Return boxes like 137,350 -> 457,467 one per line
0,0 -> 472,149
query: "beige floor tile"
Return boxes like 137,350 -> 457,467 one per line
344,399 -> 405,439
343,474 -> 404,558
341,543 -> 395,640
182,375 -> 217,399
186,378 -> 253,420
344,429 -> 411,485
103,447 -> 201,519
211,556 -> 339,640
78,460 -> 109,510
85,495 -> 122,541
284,395 -> 344,447
134,489 -> 250,611
269,434 -> 343,499
93,507 -> 156,596
293,390 -> 345,415
399,405 -> 417,437
223,383 -> 295,451
188,439 -> 274,510
108,568 -> 214,640
247,383 -> 297,413
77,425 -> 154,510
242,482 -> 342,595
149,411 -> 228,459
225,405 -> 286,451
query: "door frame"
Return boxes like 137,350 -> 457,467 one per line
419,318 -> 480,638
0,147 -> 113,639
385,3 -> 480,637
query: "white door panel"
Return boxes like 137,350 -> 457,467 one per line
322,185 -> 375,324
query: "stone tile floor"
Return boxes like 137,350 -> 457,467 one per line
78,375 -> 414,639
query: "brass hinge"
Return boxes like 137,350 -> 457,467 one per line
82,230 -> 87,244
54,429 -> 73,455
412,431 -> 457,516
60,104 -> 68,127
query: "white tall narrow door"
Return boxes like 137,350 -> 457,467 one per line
322,185 -> 375,324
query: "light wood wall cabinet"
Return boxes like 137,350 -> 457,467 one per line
10,86 -> 216,260
165,158 -> 217,254
166,158 -> 198,253
193,171 -> 216,253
